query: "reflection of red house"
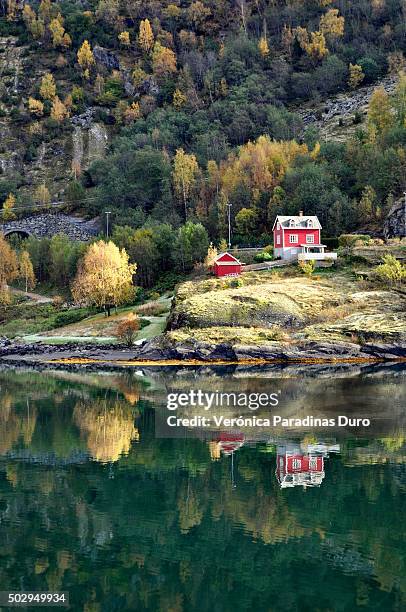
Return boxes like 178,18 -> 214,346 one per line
212,252 -> 242,277
276,445 -> 325,488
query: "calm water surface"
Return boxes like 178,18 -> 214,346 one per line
0,364 -> 405,611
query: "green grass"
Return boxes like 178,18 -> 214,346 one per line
0,303 -> 93,339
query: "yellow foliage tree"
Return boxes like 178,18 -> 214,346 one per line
368,87 -> 394,136
221,136 -> 308,201
205,242 -> 218,269
152,42 -> 177,79
2,193 -> 16,221
124,102 -> 141,123
118,31 -> 130,46
173,148 -> 199,218
40,72 -> 56,101
258,37 -> 270,57
28,97 -> 44,117
50,96 -> 69,122
173,88 -> 187,109
319,9 -> 345,39
138,18 -> 154,53
49,15 -> 71,49
348,63 -> 364,89
19,250 -> 36,293
0,234 -> 18,303
77,40 -> 95,79
72,241 -> 137,316
22,4 -> 45,39
304,31 -> 328,60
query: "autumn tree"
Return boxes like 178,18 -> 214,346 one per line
368,87 -> 394,136
173,88 -> 187,109
28,97 -> 44,116
50,96 -> 69,122
49,15 -> 71,49
77,40 -> 95,79
152,42 -> 177,79
115,313 -> 140,346
304,31 -> 328,61
319,9 -> 345,39
173,148 -> 199,218
23,4 -> 45,39
348,63 -> 364,89
204,242 -> 218,269
39,73 -> 56,101
0,234 -> 18,303
118,31 -> 130,46
2,193 -> 16,221
19,250 -> 36,294
72,241 -> 136,316
258,37 -> 269,57
138,19 -> 154,53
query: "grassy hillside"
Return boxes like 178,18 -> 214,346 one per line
167,259 -> 406,346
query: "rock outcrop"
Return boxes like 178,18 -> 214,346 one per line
384,197 -> 406,239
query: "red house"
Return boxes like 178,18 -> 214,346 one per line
276,444 -> 325,488
273,211 -> 322,261
212,252 -> 242,277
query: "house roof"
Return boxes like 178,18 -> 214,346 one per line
272,215 -> 322,230
214,252 -> 241,264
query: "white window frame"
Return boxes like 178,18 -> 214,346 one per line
276,235 -> 281,245
289,219 -> 296,228
306,234 -> 314,244
276,222 -> 280,230
292,459 -> 301,469
289,234 -> 298,244
307,220 -> 313,228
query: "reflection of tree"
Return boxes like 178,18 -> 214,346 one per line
73,399 -> 139,463
0,396 -> 37,455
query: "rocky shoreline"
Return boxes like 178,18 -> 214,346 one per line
1,337 -> 405,369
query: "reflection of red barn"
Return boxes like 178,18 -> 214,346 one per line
216,432 -> 245,455
212,252 -> 242,278
276,446 -> 324,488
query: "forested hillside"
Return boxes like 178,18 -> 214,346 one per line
0,0 -> 405,252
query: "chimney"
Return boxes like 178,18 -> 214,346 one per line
299,210 -> 303,217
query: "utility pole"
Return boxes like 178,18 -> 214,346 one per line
227,202 -> 232,250
105,211 -> 111,239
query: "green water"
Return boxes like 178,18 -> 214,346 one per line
0,365 -> 405,611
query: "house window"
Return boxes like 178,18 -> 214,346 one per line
289,219 -> 296,228
276,222 -> 280,230
289,234 -> 298,244
306,234 -> 314,244
276,235 -> 281,245
292,459 -> 301,469
307,220 -> 313,228
309,457 -> 318,470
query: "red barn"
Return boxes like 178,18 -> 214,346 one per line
212,252 -> 242,277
